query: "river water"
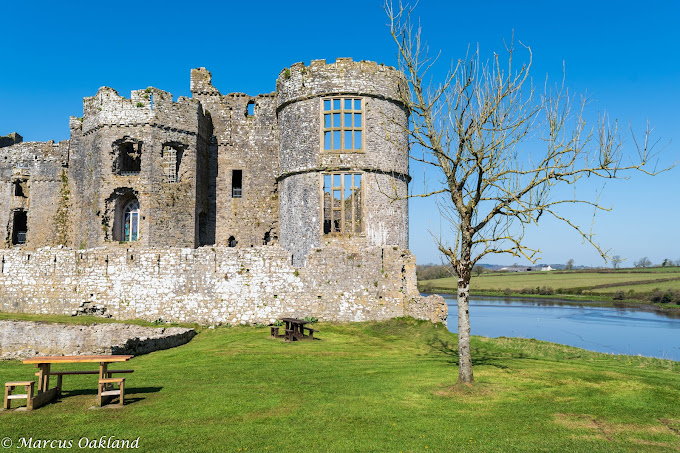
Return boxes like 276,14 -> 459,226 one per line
438,294 -> 680,361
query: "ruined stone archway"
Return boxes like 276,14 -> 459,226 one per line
102,188 -> 140,242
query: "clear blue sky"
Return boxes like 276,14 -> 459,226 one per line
1,0 -> 678,267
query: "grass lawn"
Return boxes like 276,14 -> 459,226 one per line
1,318 -> 679,451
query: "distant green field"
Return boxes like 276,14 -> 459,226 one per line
591,279 -> 680,294
419,268 -> 680,305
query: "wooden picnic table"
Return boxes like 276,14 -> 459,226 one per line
280,317 -> 307,341
21,355 -> 133,409
279,318 -> 318,341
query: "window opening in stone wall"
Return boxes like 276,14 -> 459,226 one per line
162,144 -> 183,183
322,98 -> 363,151
122,199 -> 140,242
228,236 -> 237,247
232,170 -> 242,198
113,139 -> 142,175
246,101 -> 255,117
11,210 -> 27,245
13,180 -> 27,198
323,173 -> 362,234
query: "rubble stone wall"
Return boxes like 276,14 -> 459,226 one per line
0,321 -> 196,360
191,69 -> 279,248
0,245 -> 446,325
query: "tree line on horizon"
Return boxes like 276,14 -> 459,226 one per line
417,257 -> 680,280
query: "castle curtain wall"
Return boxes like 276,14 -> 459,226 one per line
0,60 -> 447,324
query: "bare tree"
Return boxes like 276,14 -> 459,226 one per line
566,259 -> 575,271
635,257 -> 652,268
612,255 -> 623,269
385,2 -> 671,384
473,265 -> 485,277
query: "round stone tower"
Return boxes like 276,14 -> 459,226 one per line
276,58 -> 410,265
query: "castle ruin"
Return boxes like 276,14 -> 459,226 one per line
0,59 -> 446,325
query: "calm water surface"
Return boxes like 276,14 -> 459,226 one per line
439,295 -> 680,361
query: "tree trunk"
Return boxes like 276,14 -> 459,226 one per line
457,264 -> 474,383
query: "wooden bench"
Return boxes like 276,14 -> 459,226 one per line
4,381 -> 34,410
284,329 -> 295,342
97,377 -> 125,407
270,326 -> 280,338
303,326 -> 319,340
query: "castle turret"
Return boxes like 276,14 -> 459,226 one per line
276,58 -> 410,265
70,86 -> 211,248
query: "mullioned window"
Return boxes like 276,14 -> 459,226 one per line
322,173 -> 362,234
322,98 -> 363,152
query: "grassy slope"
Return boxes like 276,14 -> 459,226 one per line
1,319 -> 679,451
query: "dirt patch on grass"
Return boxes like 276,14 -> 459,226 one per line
660,418 -> 680,436
433,382 -> 495,399
555,413 -> 680,448
554,413 -> 613,441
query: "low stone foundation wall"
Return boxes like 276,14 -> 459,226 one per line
0,245 -> 447,325
0,321 -> 196,360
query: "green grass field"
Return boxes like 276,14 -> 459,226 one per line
420,268 -> 680,305
591,279 -> 680,294
1,318 -> 679,451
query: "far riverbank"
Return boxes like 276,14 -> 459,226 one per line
418,267 -> 680,312
422,287 -> 680,314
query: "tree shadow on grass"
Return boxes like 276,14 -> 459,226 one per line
427,338 -> 509,369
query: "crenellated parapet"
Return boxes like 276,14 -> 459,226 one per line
276,58 -> 408,109
0,141 -> 69,169
81,87 -> 203,137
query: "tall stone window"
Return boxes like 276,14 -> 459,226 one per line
122,199 -> 140,242
13,180 -> 27,198
232,170 -> 242,198
162,144 -> 183,183
323,173 -> 362,234
322,98 -> 363,151
112,138 -> 142,175
11,210 -> 27,245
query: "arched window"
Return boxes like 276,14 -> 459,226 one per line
123,199 -> 140,242
228,236 -> 237,247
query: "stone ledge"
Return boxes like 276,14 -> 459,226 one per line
0,321 -> 196,360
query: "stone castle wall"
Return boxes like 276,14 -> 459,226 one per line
0,141 -> 68,248
0,245 -> 446,325
68,87 -> 211,249
191,68 -> 279,248
0,60 -> 448,325
0,133 -> 23,149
